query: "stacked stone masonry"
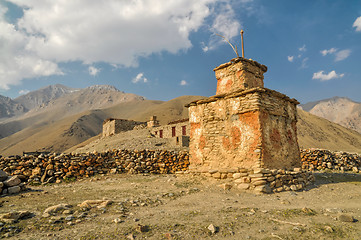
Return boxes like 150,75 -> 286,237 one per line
150,119 -> 190,147
0,150 -> 189,185
301,149 -> 361,173
187,58 -> 300,172
193,167 -> 314,194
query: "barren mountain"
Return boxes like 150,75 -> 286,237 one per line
1,89 -> 361,156
0,95 -> 27,119
297,109 -> 361,153
14,84 -> 75,111
0,85 -> 145,139
68,108 -> 361,155
300,97 -> 361,134
0,95 -> 202,156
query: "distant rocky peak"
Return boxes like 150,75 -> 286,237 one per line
85,85 -> 121,92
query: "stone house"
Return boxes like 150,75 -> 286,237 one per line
186,57 -> 301,171
149,118 -> 190,147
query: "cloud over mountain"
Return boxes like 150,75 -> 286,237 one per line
0,0 -> 242,90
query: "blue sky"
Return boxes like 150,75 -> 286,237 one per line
1,0 -> 361,103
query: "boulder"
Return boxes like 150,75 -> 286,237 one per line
4,176 -> 21,187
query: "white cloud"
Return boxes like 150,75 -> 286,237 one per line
320,48 -> 351,62
353,16 -> 361,32
301,57 -> 309,69
180,80 -> 188,86
18,89 -> 30,95
211,4 -> 241,40
0,5 -> 63,90
2,0 -> 231,89
201,42 -> 209,52
204,1 -> 246,52
287,56 -> 294,62
320,48 -> 337,56
7,0 -> 217,66
88,66 -> 101,76
132,73 -> 148,84
299,44 -> 306,52
335,49 -> 351,61
312,70 -> 344,81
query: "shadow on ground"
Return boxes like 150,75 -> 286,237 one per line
314,172 -> 361,184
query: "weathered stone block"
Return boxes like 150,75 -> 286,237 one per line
237,183 -> 250,190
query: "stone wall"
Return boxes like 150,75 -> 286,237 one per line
3,149 -> 360,194
0,150 -> 190,185
193,167 -> 314,194
301,149 -> 361,172
102,118 -> 146,137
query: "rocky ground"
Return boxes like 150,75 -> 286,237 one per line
68,129 -> 188,154
0,172 -> 360,239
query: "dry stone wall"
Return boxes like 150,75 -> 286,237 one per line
0,150 -> 189,185
301,149 -> 361,173
0,149 -> 359,194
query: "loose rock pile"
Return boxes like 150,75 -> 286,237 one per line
0,150 -> 189,185
301,149 -> 361,172
0,170 -> 27,195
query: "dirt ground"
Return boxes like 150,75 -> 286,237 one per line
0,172 -> 360,240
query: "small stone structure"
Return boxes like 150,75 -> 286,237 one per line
186,57 -> 307,193
147,116 -> 160,128
102,118 -> 146,137
150,118 -> 190,147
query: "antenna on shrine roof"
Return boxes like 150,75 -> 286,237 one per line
240,29 -> 245,58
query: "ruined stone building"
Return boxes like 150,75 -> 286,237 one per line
102,118 -> 146,137
186,57 -> 301,172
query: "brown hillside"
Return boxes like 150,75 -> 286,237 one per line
1,95 -> 360,156
69,108 -> 361,155
0,96 -> 203,156
297,109 -> 361,153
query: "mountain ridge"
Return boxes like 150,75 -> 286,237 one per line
300,96 -> 361,134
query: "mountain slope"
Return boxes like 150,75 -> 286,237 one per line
69,108 -> 361,155
14,84 -> 75,111
0,96 -> 202,155
0,85 -> 145,139
300,97 -> 361,134
1,93 -> 360,156
297,109 -> 361,153
0,95 -> 27,119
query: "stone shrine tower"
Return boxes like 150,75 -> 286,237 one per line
186,57 -> 301,172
